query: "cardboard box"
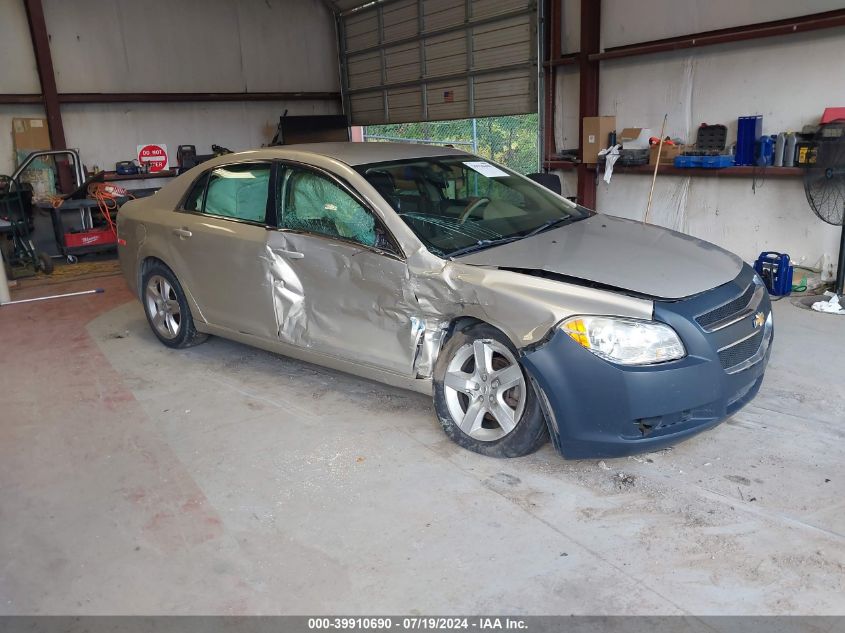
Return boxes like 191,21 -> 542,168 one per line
13,118 -> 51,156
620,127 -> 653,149
12,118 -> 55,200
582,116 -> 615,164
649,143 -> 684,166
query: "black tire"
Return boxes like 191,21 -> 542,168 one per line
36,251 -> 54,275
433,323 -> 548,458
140,261 -> 208,349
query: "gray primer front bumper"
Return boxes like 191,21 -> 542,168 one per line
521,265 -> 772,459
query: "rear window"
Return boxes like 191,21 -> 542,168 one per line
183,173 -> 208,211
189,163 -> 271,223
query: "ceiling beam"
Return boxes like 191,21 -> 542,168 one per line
591,8 -> 845,61
0,92 -> 341,105
58,92 -> 341,104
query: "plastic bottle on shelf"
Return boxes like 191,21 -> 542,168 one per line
774,132 -> 785,167
784,132 -> 797,167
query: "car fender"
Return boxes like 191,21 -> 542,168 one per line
412,258 -> 655,352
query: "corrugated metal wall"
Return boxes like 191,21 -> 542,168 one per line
0,0 -> 341,175
341,0 -> 538,125
551,0 -> 845,266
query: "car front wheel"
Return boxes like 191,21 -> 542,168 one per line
433,323 -> 548,457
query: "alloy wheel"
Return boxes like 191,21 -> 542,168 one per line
443,338 -> 527,442
145,275 -> 182,339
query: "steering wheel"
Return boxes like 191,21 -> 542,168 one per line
457,197 -> 491,224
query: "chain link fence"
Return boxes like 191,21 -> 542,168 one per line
363,114 -> 539,174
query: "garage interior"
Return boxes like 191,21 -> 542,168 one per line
2,0 -> 845,619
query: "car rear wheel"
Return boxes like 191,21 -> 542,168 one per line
433,323 -> 548,457
141,262 -> 207,349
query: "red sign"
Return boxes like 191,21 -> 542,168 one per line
137,143 -> 169,172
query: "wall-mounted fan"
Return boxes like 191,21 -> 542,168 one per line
804,119 -> 845,294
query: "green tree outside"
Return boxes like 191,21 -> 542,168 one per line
364,114 -> 539,174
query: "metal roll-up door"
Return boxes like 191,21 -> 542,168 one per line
337,0 -> 538,125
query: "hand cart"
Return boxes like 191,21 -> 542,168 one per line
0,175 -> 53,276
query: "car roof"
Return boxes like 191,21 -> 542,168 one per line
213,142 -> 471,167
282,141 -> 471,165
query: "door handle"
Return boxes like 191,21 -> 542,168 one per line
172,228 -> 192,238
271,248 -> 304,260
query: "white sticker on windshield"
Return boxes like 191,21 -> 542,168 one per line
463,161 -> 509,178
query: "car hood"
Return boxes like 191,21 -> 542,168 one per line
456,214 -> 744,300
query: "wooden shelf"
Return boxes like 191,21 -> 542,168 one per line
586,164 -> 804,178
100,170 -> 178,182
543,161 -> 804,178
544,159 -> 578,171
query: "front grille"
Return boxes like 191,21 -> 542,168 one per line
696,283 -> 755,329
718,328 -> 765,370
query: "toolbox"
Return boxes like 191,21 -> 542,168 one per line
673,154 -> 734,168
63,227 -> 116,249
617,148 -> 650,166
597,148 -> 651,167
676,123 -> 733,168
115,160 -> 139,175
693,124 -> 728,153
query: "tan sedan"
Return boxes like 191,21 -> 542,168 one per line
118,143 -> 772,459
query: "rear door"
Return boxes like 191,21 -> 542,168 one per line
266,164 -> 420,376
166,162 -> 278,339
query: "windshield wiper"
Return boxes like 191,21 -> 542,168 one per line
523,216 -> 574,238
448,217 -> 576,259
448,236 -> 524,259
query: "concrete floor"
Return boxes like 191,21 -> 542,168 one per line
1,272 -> 844,615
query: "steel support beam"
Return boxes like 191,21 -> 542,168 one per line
0,94 -> 43,104
541,0 -> 558,167
23,0 -> 65,149
58,92 -> 341,104
576,0 -> 600,208
1,92 -> 341,105
592,8 -> 845,61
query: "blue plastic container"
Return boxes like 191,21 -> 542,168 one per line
736,115 -> 763,166
756,135 -> 774,166
674,155 -> 734,168
701,155 -> 735,168
674,155 -> 703,168
754,252 -> 793,296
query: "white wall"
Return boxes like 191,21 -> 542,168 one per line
60,101 -> 338,173
0,0 -> 42,176
552,0 -> 845,267
0,0 -> 341,175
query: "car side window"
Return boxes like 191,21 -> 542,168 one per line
183,172 -> 208,211
202,163 -> 271,223
279,168 -> 378,248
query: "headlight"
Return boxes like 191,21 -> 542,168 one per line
560,316 -> 686,365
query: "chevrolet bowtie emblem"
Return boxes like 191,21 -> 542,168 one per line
753,312 -> 766,328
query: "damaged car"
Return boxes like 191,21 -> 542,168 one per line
117,142 -> 773,459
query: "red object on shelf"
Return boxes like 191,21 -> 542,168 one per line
63,227 -> 116,248
821,107 -> 845,124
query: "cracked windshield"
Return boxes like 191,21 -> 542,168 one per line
359,115 -> 588,257
356,155 -> 589,258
